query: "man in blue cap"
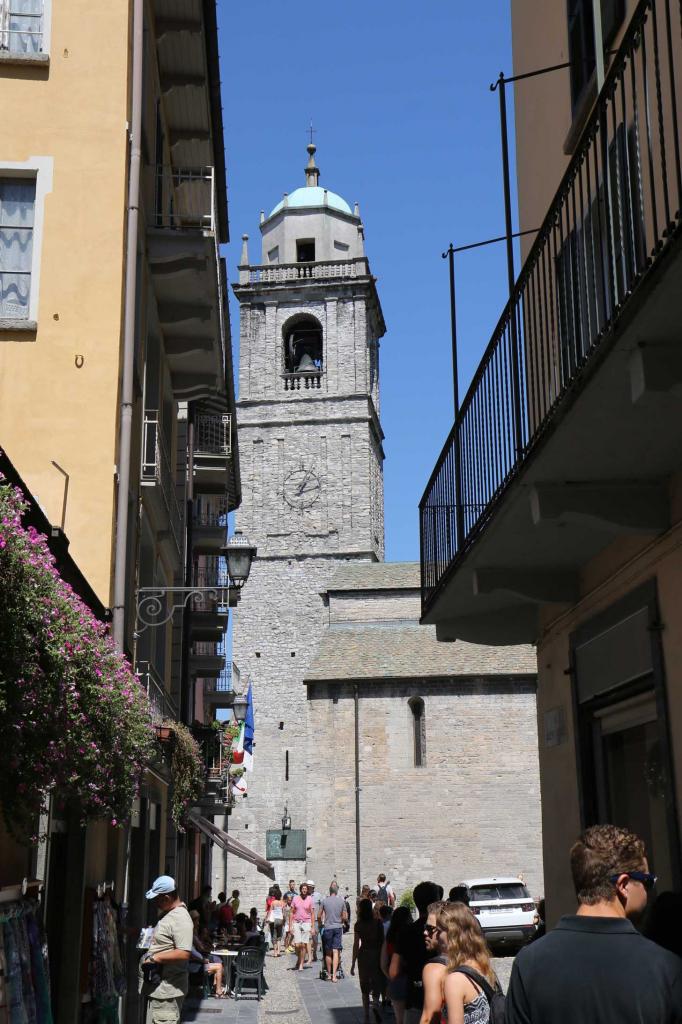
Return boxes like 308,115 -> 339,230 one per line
139,875 -> 194,1023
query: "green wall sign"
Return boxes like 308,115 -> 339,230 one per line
265,829 -> 307,860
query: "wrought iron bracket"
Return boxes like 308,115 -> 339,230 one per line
135,584 -> 241,632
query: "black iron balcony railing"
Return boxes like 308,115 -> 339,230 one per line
150,166 -> 215,232
420,0 -> 682,616
194,413 -> 231,456
141,412 -> 183,556
136,661 -> 178,725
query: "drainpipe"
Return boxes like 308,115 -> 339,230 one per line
112,0 -> 144,653
354,683 -> 361,894
114,2 -> 143,1019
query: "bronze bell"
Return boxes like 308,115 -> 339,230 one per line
296,352 -> 317,372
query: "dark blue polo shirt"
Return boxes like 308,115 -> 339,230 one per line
507,915 -> 682,1023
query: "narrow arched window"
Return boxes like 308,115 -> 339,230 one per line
408,697 -> 426,767
282,315 -> 323,374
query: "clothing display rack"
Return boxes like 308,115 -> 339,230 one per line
87,881 -> 126,1023
0,882 -> 53,1024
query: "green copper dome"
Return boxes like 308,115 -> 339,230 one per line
269,186 -> 353,218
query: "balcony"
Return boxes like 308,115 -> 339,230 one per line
189,640 -> 225,679
141,412 -> 183,559
192,506 -> 227,553
145,166 -> 226,401
239,257 -> 368,285
204,662 -> 240,711
192,724 -> 231,812
420,0 -> 682,645
193,413 -> 233,494
137,661 -> 178,725
283,370 -> 322,391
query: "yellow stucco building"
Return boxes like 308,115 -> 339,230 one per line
0,1 -> 240,1018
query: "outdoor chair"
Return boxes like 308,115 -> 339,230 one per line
233,947 -> 266,1001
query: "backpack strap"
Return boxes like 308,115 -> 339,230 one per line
453,965 -> 499,1003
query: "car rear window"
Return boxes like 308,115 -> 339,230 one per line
470,883 -> 530,901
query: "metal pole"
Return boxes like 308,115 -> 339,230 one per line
444,244 -> 460,417
353,683 -> 361,895
592,2 -> 606,90
496,71 -> 524,455
442,244 -> 465,551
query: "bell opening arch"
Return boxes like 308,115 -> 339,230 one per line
282,313 -> 323,374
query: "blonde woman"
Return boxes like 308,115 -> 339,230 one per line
441,902 -> 500,1024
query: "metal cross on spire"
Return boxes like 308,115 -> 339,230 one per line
308,121 -> 316,146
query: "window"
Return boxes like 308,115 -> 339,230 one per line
0,177 -> 35,321
268,246 -> 280,264
469,883 -> 531,901
283,315 -> 323,374
408,697 -> 426,767
296,239 -> 315,263
567,0 -> 624,112
0,0 -> 43,54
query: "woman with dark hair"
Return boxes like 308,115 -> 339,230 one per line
265,884 -> 285,956
382,905 -> 412,1024
352,898 -> 385,1024
441,902 -> 499,1023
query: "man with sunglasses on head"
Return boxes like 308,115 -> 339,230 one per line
507,824 -> 682,1023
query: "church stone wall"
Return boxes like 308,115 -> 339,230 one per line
219,555 -> 372,904
306,680 -> 544,901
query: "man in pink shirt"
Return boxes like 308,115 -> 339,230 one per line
291,882 -> 316,971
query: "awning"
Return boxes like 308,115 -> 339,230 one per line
188,813 -> 275,880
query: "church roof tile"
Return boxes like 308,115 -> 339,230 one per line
304,622 -> 536,682
325,561 -> 421,593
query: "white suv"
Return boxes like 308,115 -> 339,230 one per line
458,877 -> 538,950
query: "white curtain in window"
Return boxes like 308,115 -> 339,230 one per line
2,0 -> 42,54
0,180 -> 35,320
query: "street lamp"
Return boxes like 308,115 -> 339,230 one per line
222,531 -> 257,587
282,807 -> 291,831
232,692 -> 248,723
135,531 -> 257,632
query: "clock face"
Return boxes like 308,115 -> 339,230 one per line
283,464 -> 321,509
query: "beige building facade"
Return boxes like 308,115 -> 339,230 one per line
420,0 -> 682,924
0,1 -> 241,1019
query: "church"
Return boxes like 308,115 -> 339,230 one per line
224,145 -> 543,903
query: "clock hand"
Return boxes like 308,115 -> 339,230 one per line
296,470 -> 313,496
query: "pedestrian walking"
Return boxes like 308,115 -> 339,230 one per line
421,901 -> 450,1024
283,892 -> 294,952
377,874 -> 396,907
139,875 -> 194,1024
291,881 -> 315,972
442,901 -> 500,1024
506,824 -> 682,1023
320,880 -> 348,981
392,881 -> 443,1024
383,906 -> 413,1024
265,884 -> 286,956
352,897 -> 385,1024
307,880 -> 323,962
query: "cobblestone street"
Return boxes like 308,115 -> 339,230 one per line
180,952 -> 516,1024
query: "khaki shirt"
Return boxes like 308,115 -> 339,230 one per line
140,905 -> 194,999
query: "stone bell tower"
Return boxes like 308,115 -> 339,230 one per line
226,145 -> 386,897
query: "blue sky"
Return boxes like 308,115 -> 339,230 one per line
218,1 -> 518,562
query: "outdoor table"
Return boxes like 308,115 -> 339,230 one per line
213,949 -> 238,993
